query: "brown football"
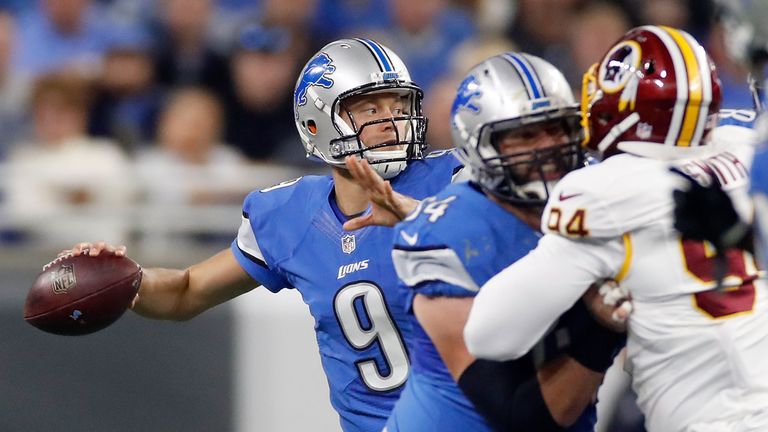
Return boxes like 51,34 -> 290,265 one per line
24,253 -> 142,336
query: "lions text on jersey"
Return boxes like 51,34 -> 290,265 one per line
385,182 -> 596,432
230,151 -> 460,432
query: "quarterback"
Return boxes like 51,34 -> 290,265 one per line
61,39 -> 461,432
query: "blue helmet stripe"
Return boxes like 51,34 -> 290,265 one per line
504,53 -> 545,99
359,38 -> 393,72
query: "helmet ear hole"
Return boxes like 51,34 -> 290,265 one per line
307,120 -> 318,135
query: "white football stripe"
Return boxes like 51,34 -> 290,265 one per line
682,30 -> 713,147
643,26 -> 687,147
392,248 -> 480,292
236,215 -> 267,263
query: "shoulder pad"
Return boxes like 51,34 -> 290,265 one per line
542,156 -> 674,238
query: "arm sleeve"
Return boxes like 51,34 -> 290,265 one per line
231,212 -> 291,293
458,357 -> 565,432
464,234 -> 624,361
392,245 -> 480,295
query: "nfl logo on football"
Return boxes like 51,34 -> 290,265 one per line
341,234 -> 356,254
51,264 -> 77,294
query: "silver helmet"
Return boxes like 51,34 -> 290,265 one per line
293,38 -> 427,179
451,52 -> 583,206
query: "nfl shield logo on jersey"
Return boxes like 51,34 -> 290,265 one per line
341,234 -> 356,254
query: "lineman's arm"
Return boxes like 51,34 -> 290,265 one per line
67,242 -> 258,321
465,234 -> 623,361
415,294 -> 603,430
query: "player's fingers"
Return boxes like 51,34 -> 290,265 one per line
612,301 -> 633,323
599,279 -> 627,306
89,241 -> 106,256
129,294 -> 139,309
72,242 -> 93,256
343,214 -> 373,231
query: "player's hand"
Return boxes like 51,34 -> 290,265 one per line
582,280 -> 632,333
670,167 -> 745,248
60,241 -> 127,258
58,242 -> 138,308
343,156 -> 420,230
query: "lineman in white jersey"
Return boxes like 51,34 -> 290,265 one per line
464,25 -> 768,432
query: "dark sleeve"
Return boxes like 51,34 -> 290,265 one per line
457,356 -> 565,432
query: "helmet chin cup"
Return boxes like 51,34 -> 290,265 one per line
364,149 -> 409,179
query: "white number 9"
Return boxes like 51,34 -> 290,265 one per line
334,282 -> 409,392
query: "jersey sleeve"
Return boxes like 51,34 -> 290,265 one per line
391,188 -> 482,298
392,245 -> 480,297
464,233 -> 625,361
231,189 -> 292,293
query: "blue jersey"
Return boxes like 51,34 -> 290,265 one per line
752,144 -> 768,269
718,108 -> 758,128
387,182 -> 596,432
231,151 -> 461,432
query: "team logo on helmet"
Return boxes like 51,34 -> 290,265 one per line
295,53 -> 336,107
452,75 -> 482,117
598,41 -> 642,94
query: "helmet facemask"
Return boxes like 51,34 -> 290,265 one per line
475,113 -> 584,206
330,86 -> 428,179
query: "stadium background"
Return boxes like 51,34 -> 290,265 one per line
0,0 -> 751,431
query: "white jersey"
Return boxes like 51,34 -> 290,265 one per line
465,126 -> 768,432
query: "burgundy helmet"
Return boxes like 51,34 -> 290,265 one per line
581,25 -> 723,159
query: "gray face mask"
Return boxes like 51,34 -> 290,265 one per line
451,52 -> 585,205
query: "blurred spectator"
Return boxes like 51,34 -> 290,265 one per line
223,22 -> 310,164
0,11 -> 30,159
5,73 -> 132,245
564,1 -> 631,88
706,3 -> 754,109
635,0 -> 690,28
12,0 -> 115,77
311,0 -> 384,44
0,0 -> 35,15
621,0 -> 714,40
152,0 -> 230,99
506,0 -> 583,58
260,0 -> 318,30
423,36 -> 517,150
354,0 -> 476,93
136,87 -> 251,207
88,26 -> 163,151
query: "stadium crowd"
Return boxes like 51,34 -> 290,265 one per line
0,2 -> 763,431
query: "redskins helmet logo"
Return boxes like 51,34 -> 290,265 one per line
598,41 -> 642,94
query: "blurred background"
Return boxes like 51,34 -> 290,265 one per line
0,0 -> 755,431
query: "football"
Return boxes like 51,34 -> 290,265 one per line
24,253 -> 142,336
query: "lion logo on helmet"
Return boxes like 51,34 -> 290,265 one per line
452,75 -> 482,117
295,53 -> 336,107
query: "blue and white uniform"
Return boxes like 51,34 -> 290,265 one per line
231,151 -> 461,432
752,141 -> 768,268
386,182 -> 597,431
